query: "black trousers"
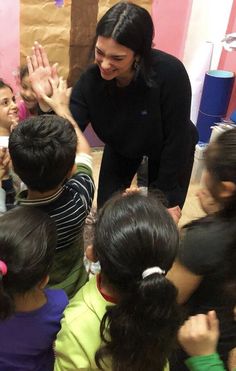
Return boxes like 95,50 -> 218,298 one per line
97,122 -> 198,209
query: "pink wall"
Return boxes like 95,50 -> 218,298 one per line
218,0 -> 236,117
151,0 -> 193,60
0,0 -> 20,92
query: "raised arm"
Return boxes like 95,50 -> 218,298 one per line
40,77 -> 90,156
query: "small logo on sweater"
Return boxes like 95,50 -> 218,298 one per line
141,110 -> 148,115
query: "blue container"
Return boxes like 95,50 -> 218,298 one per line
196,70 -> 234,142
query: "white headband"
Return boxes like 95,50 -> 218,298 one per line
142,266 -> 166,279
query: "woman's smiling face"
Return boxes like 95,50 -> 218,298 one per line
95,36 -> 136,82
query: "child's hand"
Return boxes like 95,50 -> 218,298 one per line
27,41 -> 59,99
123,187 -> 148,196
178,311 -> 219,357
196,188 -> 220,215
40,77 -> 72,117
167,206 -> 182,224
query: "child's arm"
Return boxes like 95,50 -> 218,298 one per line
54,322 -> 93,370
178,311 -> 226,371
0,148 -> 11,214
40,77 -> 91,156
196,188 -> 220,215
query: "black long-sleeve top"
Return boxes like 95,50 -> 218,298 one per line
70,49 -> 198,191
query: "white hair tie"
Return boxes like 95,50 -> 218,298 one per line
142,266 -> 166,279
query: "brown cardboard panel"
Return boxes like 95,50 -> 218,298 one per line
67,0 -> 98,86
20,0 -> 71,79
98,0 -> 152,19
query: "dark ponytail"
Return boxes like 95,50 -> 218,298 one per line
94,193 -> 181,370
0,206 -> 56,319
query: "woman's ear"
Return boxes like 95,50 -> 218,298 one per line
85,244 -> 98,262
219,181 -> 236,199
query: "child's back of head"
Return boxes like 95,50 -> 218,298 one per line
0,206 -> 68,371
9,115 -> 77,192
0,206 -> 56,319
94,192 -> 181,371
204,127 -> 236,215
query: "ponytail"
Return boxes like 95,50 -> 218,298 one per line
0,282 -> 15,319
94,193 -> 181,370
96,273 -> 181,370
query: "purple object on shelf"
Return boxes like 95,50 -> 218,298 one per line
55,0 -> 64,7
196,70 -> 234,143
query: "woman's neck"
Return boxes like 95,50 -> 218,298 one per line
116,70 -> 135,87
0,126 -> 10,136
14,288 -> 47,312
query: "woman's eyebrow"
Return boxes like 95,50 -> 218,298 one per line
95,46 -> 126,58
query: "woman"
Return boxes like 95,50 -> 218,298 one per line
28,2 -> 198,209
70,2 -> 198,208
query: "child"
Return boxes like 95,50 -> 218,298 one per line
8,77 -> 95,298
0,79 -> 18,136
18,65 -> 38,121
0,206 -> 68,370
0,79 -> 19,208
55,192 -> 181,370
168,128 -> 236,370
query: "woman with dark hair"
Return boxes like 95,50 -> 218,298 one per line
70,1 -> 198,208
55,192 -> 181,370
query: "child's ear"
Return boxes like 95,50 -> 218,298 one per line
38,275 -> 49,290
85,244 -> 98,262
219,181 -> 236,199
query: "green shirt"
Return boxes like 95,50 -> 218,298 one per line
55,276 -> 170,370
185,353 -> 229,371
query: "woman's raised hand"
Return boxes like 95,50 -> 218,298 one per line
27,41 -> 59,99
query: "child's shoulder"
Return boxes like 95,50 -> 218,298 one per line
61,277 -> 103,330
45,288 -> 69,311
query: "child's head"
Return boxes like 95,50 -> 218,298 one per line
0,79 -> 18,131
19,66 -> 37,111
204,128 -> 236,213
9,115 -> 77,192
92,192 -> 181,371
0,206 -> 56,319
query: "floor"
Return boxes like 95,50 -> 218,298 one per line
91,149 -> 206,227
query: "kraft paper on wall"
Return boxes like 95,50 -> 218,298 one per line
20,0 -> 71,79
98,0 -> 151,19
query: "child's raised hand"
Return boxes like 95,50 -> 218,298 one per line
40,77 -> 72,117
167,206 -> 182,224
178,311 -> 219,357
27,42 -> 59,99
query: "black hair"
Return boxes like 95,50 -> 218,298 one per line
204,128 -> 236,215
96,1 -> 154,84
94,193 -> 181,371
19,65 -> 29,81
0,79 -> 13,92
9,115 -> 77,192
184,128 -> 236,309
0,206 -> 57,319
